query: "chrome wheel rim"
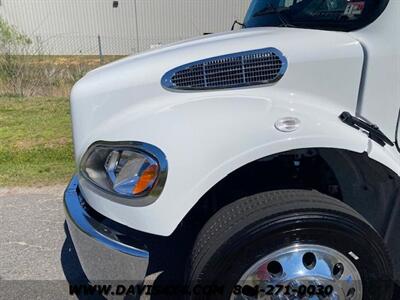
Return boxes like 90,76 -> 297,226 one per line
231,244 -> 362,300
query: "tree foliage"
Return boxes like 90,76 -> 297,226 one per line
0,17 -> 31,49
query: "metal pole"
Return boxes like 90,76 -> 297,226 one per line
133,0 -> 140,53
98,35 -> 104,65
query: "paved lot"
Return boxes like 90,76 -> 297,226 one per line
0,187 -> 398,299
0,186 -> 79,299
0,186 -> 158,300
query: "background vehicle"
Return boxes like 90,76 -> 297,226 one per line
65,0 -> 399,298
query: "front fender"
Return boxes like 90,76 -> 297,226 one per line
77,90 -> 392,236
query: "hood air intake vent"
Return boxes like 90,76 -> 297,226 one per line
161,48 -> 287,91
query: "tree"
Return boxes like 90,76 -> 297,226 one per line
0,17 -> 37,97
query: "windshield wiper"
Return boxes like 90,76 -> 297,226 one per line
253,4 -> 294,27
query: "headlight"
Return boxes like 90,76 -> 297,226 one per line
80,142 -> 167,203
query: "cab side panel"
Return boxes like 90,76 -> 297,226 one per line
350,0 -> 400,142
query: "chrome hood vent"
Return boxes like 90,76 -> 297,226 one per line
161,48 -> 287,91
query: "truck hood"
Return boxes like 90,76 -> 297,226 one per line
71,27 -> 364,160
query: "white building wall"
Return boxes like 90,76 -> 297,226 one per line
0,0 -> 251,55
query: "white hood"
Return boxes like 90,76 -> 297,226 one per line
71,27 -> 364,161
70,27 -> 367,235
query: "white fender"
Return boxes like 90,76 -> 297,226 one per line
77,90 -> 400,236
71,27 -> 400,236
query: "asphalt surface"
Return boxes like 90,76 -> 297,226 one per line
0,186 -> 78,299
0,186 -> 159,300
0,187 -> 398,299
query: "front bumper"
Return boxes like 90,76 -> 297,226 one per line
64,176 -> 149,282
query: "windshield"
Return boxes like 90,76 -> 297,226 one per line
244,0 -> 388,31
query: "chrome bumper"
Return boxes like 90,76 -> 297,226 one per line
64,176 -> 149,283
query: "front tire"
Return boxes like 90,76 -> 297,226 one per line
186,190 -> 393,299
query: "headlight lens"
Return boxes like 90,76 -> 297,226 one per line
80,142 -> 167,199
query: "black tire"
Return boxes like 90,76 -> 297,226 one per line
186,190 -> 393,299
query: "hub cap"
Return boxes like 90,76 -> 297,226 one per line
232,244 -> 362,300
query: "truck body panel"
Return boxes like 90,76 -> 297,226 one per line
71,28 -> 372,235
350,0 -> 400,141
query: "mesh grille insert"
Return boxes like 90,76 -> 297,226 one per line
162,48 -> 287,90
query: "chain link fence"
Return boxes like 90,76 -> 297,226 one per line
1,0 -> 251,55
0,0 -> 250,97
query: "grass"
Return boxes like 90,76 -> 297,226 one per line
27,55 -> 123,66
0,55 -> 123,98
0,96 -> 75,187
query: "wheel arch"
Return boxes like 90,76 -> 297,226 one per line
174,147 -> 400,280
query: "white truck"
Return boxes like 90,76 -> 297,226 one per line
64,0 -> 399,299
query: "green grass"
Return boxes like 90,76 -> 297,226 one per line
0,96 -> 75,186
